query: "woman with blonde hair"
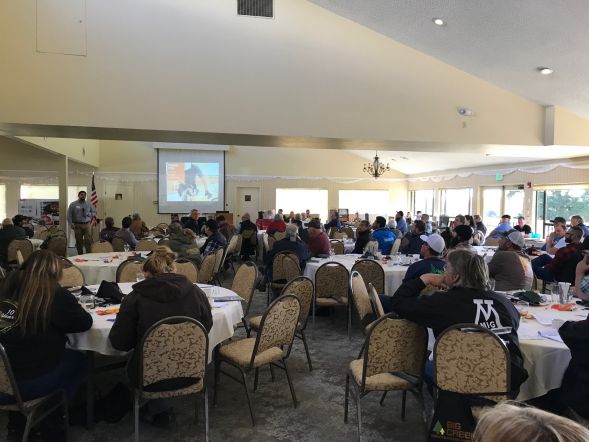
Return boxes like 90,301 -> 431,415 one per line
474,402 -> 589,442
109,246 -> 212,427
0,250 -> 92,438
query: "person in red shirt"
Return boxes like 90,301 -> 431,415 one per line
267,214 -> 286,234
307,220 -> 331,256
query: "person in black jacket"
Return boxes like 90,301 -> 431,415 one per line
391,249 -> 528,397
0,250 -> 92,439
352,220 -> 372,254
0,218 -> 27,266
237,213 -> 258,260
109,246 -> 212,427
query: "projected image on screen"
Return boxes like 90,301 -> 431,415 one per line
166,162 -> 219,202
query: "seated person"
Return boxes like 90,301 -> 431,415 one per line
533,226 -> 583,283
324,211 -> 341,231
474,402 -> 589,441
391,249 -> 528,397
168,222 -> 198,258
395,211 -> 408,236
109,247 -> 212,425
371,216 -> 396,255
473,214 -> 487,235
294,219 -> 309,244
183,209 -> 204,235
266,214 -> 286,235
199,219 -> 227,259
449,224 -> 476,254
352,220 -> 372,254
542,217 -> 566,254
216,215 -> 235,242
486,214 -> 513,239
129,213 -> 149,239
12,215 -> 33,238
421,213 -> 433,235
400,220 -> 426,255
488,231 -> 533,291
307,220 -> 330,256
0,218 -> 26,266
571,215 -> 589,238
574,256 -> 589,300
0,250 -> 92,439
514,216 -> 532,238
114,216 -> 139,250
236,213 -> 258,259
99,216 -> 119,243
265,224 -> 310,271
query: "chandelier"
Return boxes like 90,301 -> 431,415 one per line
363,152 -> 390,179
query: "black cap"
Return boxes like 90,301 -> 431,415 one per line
550,217 -> 566,224
454,225 -> 473,242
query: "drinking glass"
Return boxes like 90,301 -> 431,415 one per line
124,243 -> 130,252
80,294 -> 95,310
516,301 -> 529,314
551,285 -> 561,304
136,272 -> 145,282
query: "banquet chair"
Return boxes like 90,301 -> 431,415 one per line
214,294 -> 301,426
0,344 -> 70,442
340,226 -> 355,240
344,314 -> 428,439
112,238 -> 126,252
91,241 -> 114,253
431,323 -> 510,431
175,259 -> 199,283
46,236 -> 67,257
368,283 -> 385,318
273,231 -> 287,242
197,253 -> 216,284
38,229 -> 50,241
350,271 -> 377,336
155,223 -> 169,234
330,240 -> 345,255
313,261 -> 350,333
390,238 -> 402,255
268,252 -> 300,305
267,234 -> 277,251
351,259 -> 385,295
33,225 -> 48,239
240,228 -> 258,261
247,276 -> 315,371
230,262 -> 258,334
332,231 -> 344,240
7,239 -> 33,267
133,317 -> 209,442
136,239 -> 158,252
116,260 -> 145,283
59,263 -> 85,287
328,227 -> 338,239
224,234 -> 241,273
212,247 -> 227,286
262,233 -> 270,254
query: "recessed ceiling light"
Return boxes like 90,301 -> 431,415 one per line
432,18 -> 446,26
537,67 -> 554,75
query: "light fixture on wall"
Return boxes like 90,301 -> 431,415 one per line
363,152 -> 390,179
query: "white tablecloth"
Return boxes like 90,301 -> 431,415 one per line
303,254 -> 408,295
70,252 -> 149,285
472,245 -> 497,262
67,283 -> 244,360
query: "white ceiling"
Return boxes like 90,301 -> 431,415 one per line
309,0 -> 589,119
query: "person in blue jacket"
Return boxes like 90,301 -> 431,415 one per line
371,216 -> 396,255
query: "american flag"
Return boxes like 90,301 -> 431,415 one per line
90,174 -> 98,224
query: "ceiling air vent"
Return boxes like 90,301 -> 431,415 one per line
237,0 -> 273,18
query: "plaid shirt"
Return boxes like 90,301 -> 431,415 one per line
547,243 -> 581,276
200,231 -> 227,257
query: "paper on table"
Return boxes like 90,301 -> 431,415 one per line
538,329 -> 564,343
533,312 -> 555,326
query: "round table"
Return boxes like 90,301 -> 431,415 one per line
70,252 -> 150,285
67,283 -> 244,361
303,254 -> 408,295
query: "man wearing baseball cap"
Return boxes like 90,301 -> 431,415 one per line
488,231 -> 533,291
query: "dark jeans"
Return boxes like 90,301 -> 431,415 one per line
0,349 -> 87,405
532,254 -> 555,282
379,294 -> 394,314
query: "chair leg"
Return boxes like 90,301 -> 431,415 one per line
213,358 -> 221,406
239,369 -> 256,426
344,374 -> 350,423
299,330 -> 313,371
134,392 -> 140,442
379,391 -> 387,406
63,391 -> 70,442
401,390 -> 407,420
253,367 -> 260,392
22,414 -> 34,442
348,300 -> 352,340
282,359 -> 298,408
269,363 -> 276,382
355,390 -> 362,441
203,387 -> 209,442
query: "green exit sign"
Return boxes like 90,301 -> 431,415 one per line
495,173 -> 504,181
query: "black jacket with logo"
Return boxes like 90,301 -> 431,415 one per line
391,278 -> 528,395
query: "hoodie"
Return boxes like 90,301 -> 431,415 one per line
109,273 -> 213,352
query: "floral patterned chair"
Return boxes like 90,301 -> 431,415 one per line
351,259 -> 385,295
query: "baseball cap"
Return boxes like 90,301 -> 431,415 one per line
550,216 -> 566,224
420,233 -> 445,254
506,230 -> 525,248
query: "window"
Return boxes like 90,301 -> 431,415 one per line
535,186 -> 589,236
440,188 -> 472,217
0,184 -> 5,221
276,188 -> 328,221
409,190 -> 434,216
338,190 -> 389,219
481,186 -> 525,231
20,185 -> 88,206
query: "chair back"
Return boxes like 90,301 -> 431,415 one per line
484,237 -> 500,247
280,276 -> 313,329
112,237 -> 126,252
433,323 -> 510,401
175,259 -> 199,283
351,259 -> 385,294
197,253 -> 216,283
390,238 -> 402,255
330,240 -> 344,255
136,239 -> 158,252
332,231 -> 344,240
340,226 -> 355,240
328,227 -> 338,239
116,260 -> 144,283
350,271 -> 375,329
360,314 -> 427,390
368,283 -> 385,318
213,247 -> 226,275
226,234 -> 240,255
138,317 -> 208,397
0,343 -> 24,409
59,264 -> 85,287
33,226 -> 48,239
156,223 -> 169,234
267,234 -> 277,251
253,294 -> 301,365
46,236 -> 67,257
315,261 -> 349,300
7,240 -> 33,264
271,252 -> 300,282
231,262 -> 258,316
274,231 -> 287,242
91,241 -> 114,253
241,228 -> 257,245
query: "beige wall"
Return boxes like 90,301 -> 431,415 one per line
16,137 -> 100,166
0,0 -> 543,146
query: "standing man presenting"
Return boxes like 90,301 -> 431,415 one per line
67,191 -> 95,255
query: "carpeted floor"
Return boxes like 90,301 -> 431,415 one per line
1,268 -> 431,441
